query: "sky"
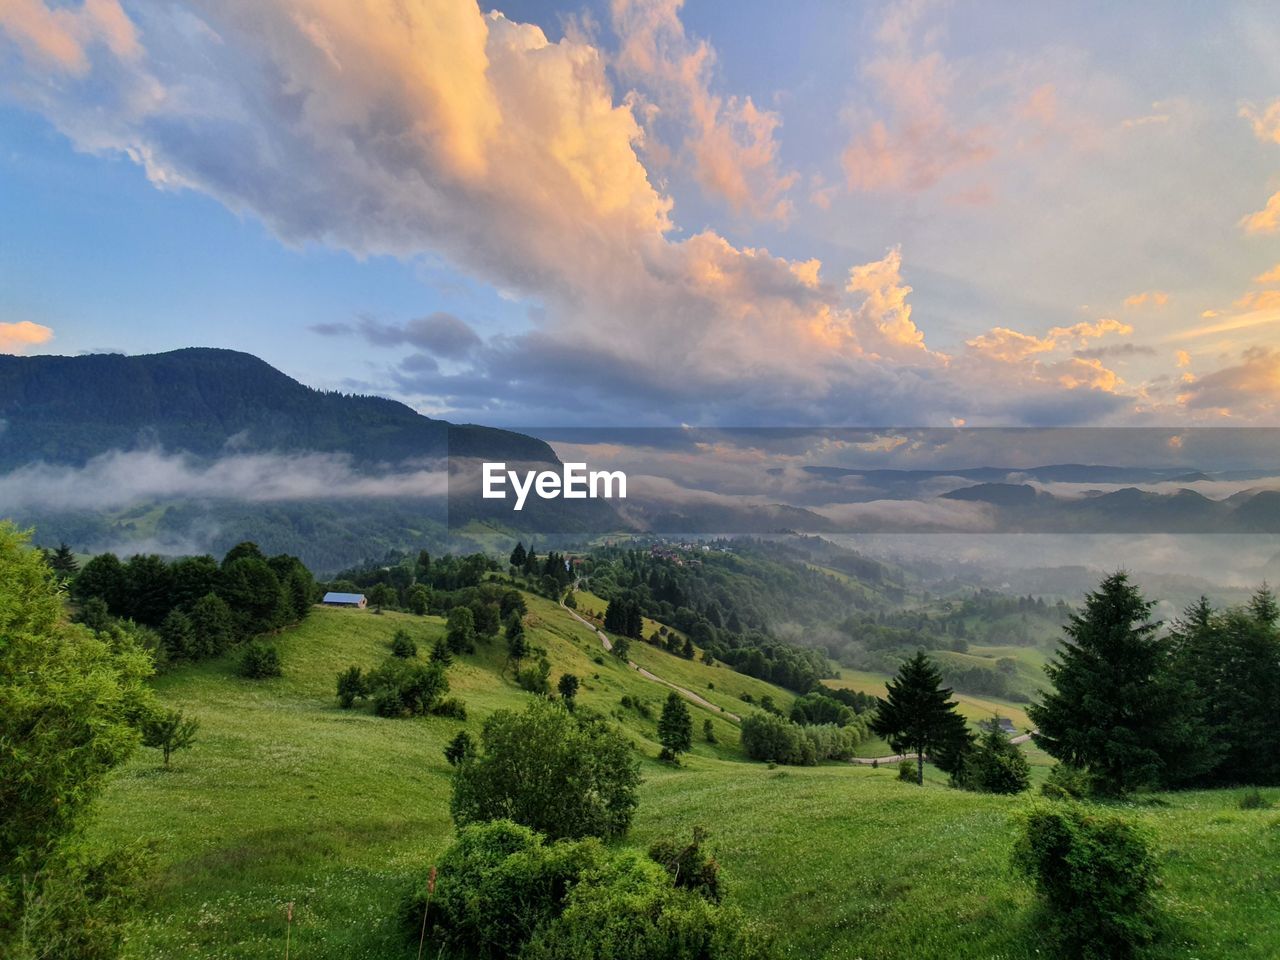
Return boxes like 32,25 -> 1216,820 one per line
3,0 -> 1280,428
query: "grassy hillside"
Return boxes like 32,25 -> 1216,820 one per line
86,595 -> 1280,959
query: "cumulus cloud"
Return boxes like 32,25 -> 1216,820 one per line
0,320 -> 54,353
0,0 -> 1157,427
610,0 -> 797,220
0,449 -> 447,511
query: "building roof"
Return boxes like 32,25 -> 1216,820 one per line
322,592 -> 366,604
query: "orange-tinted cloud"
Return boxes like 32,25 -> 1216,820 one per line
0,0 -> 139,75
611,0 -> 796,220
1178,346 -> 1280,418
1123,290 -> 1169,309
1240,99 -> 1280,145
1241,190 -> 1280,235
0,320 -> 54,353
1255,263 -> 1280,285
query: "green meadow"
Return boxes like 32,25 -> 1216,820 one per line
89,595 -> 1280,959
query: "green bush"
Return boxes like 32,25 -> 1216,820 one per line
1239,788 -> 1272,810
648,827 -> 720,902
739,713 -> 860,766
336,665 -> 366,708
431,697 -> 468,720
1040,762 -> 1095,800
897,758 -> 916,782
956,723 -> 1030,794
367,660 -> 449,718
517,657 -> 552,695
1013,803 -> 1159,960
236,641 -> 281,679
444,730 -> 477,766
390,629 -> 417,659
407,822 -> 773,960
521,850 -> 773,960
450,700 -> 640,841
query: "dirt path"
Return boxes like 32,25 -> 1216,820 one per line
558,588 -> 1035,763
559,594 -> 742,722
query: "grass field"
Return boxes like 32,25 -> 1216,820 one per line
87,595 -> 1280,959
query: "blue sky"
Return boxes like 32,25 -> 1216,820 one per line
2,0 -> 1280,427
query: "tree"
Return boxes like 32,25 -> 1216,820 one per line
703,718 -> 717,743
218,555 -> 286,635
391,628 -> 417,658
658,692 -> 694,763
1249,583 -> 1279,627
48,542 -> 78,578
368,583 -> 397,613
236,641 -> 282,679
504,613 -> 528,674
72,551 -> 126,610
557,673 -> 580,710
0,524 -> 153,951
1029,572 -> 1212,795
430,638 -> 453,666
159,608 -> 196,662
444,730 -> 477,766
189,592 -> 236,657
610,634 -> 631,661
957,720 -> 1030,794
447,606 -> 477,655
450,699 -> 641,840
510,542 -> 527,568
336,666 -> 367,708
142,709 -> 199,767
406,583 -> 431,615
870,652 -> 971,785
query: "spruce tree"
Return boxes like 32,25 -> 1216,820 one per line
509,542 -> 527,569
1030,572 -> 1212,794
658,692 -> 693,763
49,542 -> 78,578
870,652 -> 971,785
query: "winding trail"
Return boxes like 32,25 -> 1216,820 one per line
559,587 -> 1036,764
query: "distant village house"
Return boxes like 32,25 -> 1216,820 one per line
322,591 -> 367,608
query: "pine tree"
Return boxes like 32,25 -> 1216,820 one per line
658,692 -> 693,763
504,613 -> 527,674
870,651 -> 971,785
1249,583 -> 1279,627
1029,572 -> 1212,794
49,543 -> 78,578
509,542 -> 527,569
142,709 -> 199,767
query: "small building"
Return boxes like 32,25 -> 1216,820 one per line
322,592 -> 367,608
981,717 -> 1018,735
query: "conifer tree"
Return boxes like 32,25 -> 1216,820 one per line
658,692 -> 693,763
870,652 -> 971,785
1030,572 -> 1212,794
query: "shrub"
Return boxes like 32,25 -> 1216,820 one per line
336,665 -> 366,708
141,708 -> 199,767
956,722 -> 1031,794
648,827 -> 720,902
1239,788 -> 1272,810
236,641 -> 281,679
517,657 -> 552,695
367,660 -> 449,717
704,718 -> 717,744
432,697 -> 468,721
1013,803 -> 1159,960
390,629 -> 417,659
521,851 -> 773,960
739,713 -> 833,766
897,759 -> 916,782
450,700 -> 640,840
444,730 -> 476,766
1041,762 -> 1095,800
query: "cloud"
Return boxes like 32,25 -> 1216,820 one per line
610,0 -> 796,220
841,1 -> 994,193
1074,342 -> 1156,360
0,0 -> 139,75
1241,190 -> 1280,235
1240,99 -> 1280,145
0,320 -> 54,353
314,313 -> 482,359
0,0 -> 1171,427
0,448 -> 447,512
1177,346 -> 1280,418
1255,264 -> 1280,285
1123,290 -> 1169,309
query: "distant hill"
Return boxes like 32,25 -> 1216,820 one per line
0,347 -> 555,468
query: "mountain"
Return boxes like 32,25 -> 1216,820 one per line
0,348 -> 622,569
0,347 -> 555,468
